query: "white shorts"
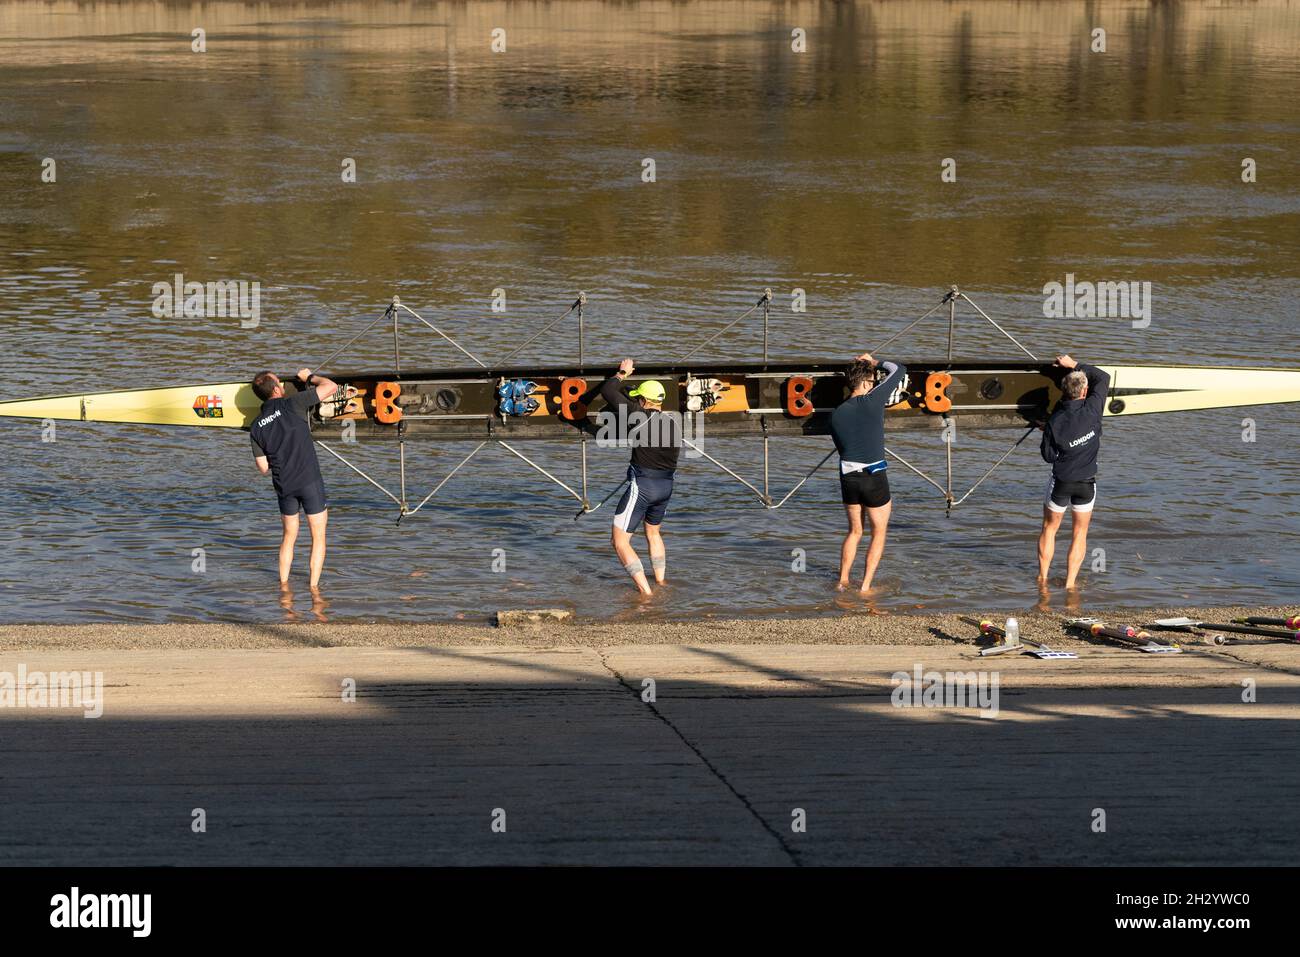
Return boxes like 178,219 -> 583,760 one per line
1045,477 -> 1097,514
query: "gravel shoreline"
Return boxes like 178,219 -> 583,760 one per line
2,603 -> 1295,650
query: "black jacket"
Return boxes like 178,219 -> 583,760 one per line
250,388 -> 323,493
599,375 -> 681,472
1041,363 -> 1110,482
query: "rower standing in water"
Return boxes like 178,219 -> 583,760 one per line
1037,354 -> 1110,591
249,368 -> 338,590
829,352 -> 907,594
601,358 -> 680,596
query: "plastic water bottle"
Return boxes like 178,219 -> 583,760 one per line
1004,617 -> 1020,645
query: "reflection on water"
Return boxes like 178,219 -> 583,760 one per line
0,1 -> 1297,623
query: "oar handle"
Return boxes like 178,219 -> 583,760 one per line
1072,621 -> 1153,644
959,616 -> 1005,639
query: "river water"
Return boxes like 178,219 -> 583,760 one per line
1,0 -> 1297,624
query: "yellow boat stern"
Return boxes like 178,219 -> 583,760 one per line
0,383 -> 261,429
1102,365 -> 1300,417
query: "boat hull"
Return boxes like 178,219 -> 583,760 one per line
0,383 -> 261,429
2,362 -> 1298,440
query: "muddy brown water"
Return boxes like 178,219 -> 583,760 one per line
0,1 -> 1297,624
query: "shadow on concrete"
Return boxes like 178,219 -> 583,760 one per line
2,659 -> 1297,867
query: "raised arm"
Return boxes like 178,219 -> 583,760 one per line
856,352 -> 905,405
1079,363 -> 1110,414
600,358 -> 636,412
294,368 -> 337,404
1057,354 -> 1110,413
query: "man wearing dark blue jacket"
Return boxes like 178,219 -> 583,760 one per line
829,352 -> 907,594
1038,354 -> 1110,591
250,368 -> 338,590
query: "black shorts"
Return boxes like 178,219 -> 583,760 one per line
277,480 -> 328,517
840,469 -> 891,508
1045,477 -> 1096,514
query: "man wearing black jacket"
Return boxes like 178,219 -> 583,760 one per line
250,368 -> 339,590
600,358 -> 681,595
1038,354 -> 1110,591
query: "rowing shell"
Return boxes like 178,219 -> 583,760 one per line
2,362 -> 1299,441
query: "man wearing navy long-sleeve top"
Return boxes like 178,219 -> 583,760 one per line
829,352 -> 907,594
1038,354 -> 1110,591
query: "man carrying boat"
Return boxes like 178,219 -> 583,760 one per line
601,359 -> 680,596
250,368 -> 338,590
829,352 -> 907,594
1038,355 -> 1110,591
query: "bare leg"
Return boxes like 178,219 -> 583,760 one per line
838,505 -> 864,589
859,500 -> 892,594
644,522 -> 667,584
1037,507 -> 1063,583
306,508 -> 328,590
612,526 -> 652,595
1064,509 -> 1092,590
279,512 -> 300,584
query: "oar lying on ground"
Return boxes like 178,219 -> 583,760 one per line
1064,618 -> 1183,654
959,616 -> 1078,659
1148,617 -> 1300,645
1234,615 -> 1300,629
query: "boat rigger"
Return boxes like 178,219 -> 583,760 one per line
2,287 -> 1298,517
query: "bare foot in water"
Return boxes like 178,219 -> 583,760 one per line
278,582 -> 299,620
310,585 -> 329,622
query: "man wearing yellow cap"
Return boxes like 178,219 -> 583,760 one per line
600,358 -> 680,595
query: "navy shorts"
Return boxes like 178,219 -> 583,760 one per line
1045,477 -> 1097,514
277,480 -> 328,517
612,465 -> 674,533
